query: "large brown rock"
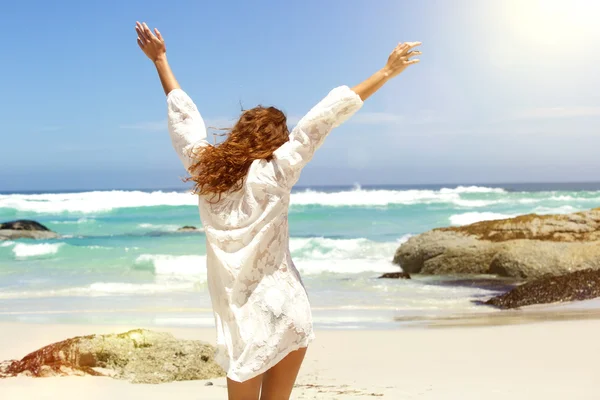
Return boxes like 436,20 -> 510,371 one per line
0,219 -> 60,240
394,208 -> 600,280
485,268 -> 600,309
0,329 -> 225,383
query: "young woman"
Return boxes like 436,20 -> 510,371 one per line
135,21 -> 421,400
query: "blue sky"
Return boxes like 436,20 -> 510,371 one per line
2,0 -> 599,191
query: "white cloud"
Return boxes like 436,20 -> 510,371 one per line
514,106 -> 600,119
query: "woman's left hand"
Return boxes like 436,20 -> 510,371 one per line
135,21 -> 166,63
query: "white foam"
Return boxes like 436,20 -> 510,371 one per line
138,223 -> 181,231
289,236 -> 409,274
290,186 -> 513,208
0,282 -> 198,299
0,190 -> 197,214
131,237 -> 406,280
291,188 -> 456,207
12,243 -> 63,258
295,258 -> 397,275
1,241 -> 15,247
517,198 -> 541,204
50,217 -> 96,224
3,187 -> 600,214
290,237 -> 402,261
452,199 -> 499,207
135,254 -> 207,282
549,195 -> 600,203
138,223 -> 203,232
533,205 -> 578,214
439,186 -> 506,194
449,212 -> 515,226
87,282 -> 196,295
550,195 -> 577,201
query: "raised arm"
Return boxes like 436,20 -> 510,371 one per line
351,41 -> 421,101
135,22 -> 179,96
270,41 -> 422,188
135,21 -> 208,171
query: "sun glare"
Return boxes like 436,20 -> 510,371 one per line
504,0 -> 600,49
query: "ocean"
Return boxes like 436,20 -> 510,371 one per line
2,183 -> 600,330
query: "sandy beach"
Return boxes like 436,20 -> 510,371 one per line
1,319 -> 598,399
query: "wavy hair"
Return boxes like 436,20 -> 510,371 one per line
184,106 -> 289,200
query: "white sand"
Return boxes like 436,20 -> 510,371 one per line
0,320 -> 599,399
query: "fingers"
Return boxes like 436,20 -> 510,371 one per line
396,42 -> 408,52
406,59 -> 420,65
136,21 -> 154,43
143,22 -> 157,41
392,42 -> 421,59
155,28 -> 163,41
135,24 -> 148,45
136,32 -> 147,46
136,22 -> 147,39
137,37 -> 145,50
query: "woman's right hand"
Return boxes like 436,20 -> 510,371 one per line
135,21 -> 166,63
383,42 -> 422,79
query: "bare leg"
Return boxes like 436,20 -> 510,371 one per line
260,347 -> 308,400
227,373 -> 263,400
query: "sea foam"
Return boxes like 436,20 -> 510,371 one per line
0,190 -> 197,214
448,212 -> 515,226
0,282 -> 198,299
12,243 -> 63,258
289,236 -> 410,274
135,254 -> 207,282
0,186 -> 522,214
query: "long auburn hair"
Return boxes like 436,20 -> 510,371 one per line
184,106 -> 289,200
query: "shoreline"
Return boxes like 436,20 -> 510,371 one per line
1,320 -> 598,399
4,297 -> 600,331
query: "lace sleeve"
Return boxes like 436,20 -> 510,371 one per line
167,89 -> 209,170
271,86 -> 363,188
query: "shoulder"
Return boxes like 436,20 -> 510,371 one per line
246,159 -> 288,191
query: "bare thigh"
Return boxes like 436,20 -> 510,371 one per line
227,373 -> 263,400
260,347 -> 308,400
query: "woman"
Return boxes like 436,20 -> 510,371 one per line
135,21 -> 421,400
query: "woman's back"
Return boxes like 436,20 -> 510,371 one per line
166,85 -> 363,381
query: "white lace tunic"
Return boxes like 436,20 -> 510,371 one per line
167,85 -> 363,382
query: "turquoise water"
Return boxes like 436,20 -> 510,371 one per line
1,183 -> 600,329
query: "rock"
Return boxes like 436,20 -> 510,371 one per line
0,219 -> 60,240
442,209 -> 600,242
394,208 -> 600,279
378,272 -> 411,279
177,226 -> 199,232
0,329 -> 225,383
0,220 -> 51,231
485,268 -> 600,309
205,381 -> 214,386
425,277 -> 518,293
